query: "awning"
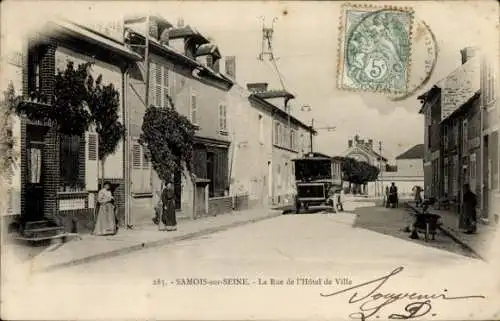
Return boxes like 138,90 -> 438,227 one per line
440,57 -> 480,122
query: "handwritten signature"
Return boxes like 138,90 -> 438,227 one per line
320,267 -> 485,320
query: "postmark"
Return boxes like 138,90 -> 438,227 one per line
337,3 -> 415,94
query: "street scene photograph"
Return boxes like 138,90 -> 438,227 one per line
1,1 -> 499,320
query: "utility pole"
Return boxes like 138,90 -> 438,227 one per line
258,17 -> 277,61
379,141 -> 384,198
310,118 -> 314,153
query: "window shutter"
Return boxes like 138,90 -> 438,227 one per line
162,66 -> 170,107
149,62 -> 156,107
155,64 -> 162,107
85,132 -> 99,191
132,144 -> 141,169
191,94 -> 197,123
142,146 -> 151,193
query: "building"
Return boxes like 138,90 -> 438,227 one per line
2,18 -> 141,235
243,83 -> 315,207
383,144 -> 425,197
342,135 -> 388,196
123,16 -> 235,225
419,47 -> 498,223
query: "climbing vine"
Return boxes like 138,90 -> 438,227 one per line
139,96 -> 197,183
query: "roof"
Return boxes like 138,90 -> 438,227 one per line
353,144 -> 388,162
248,94 -> 316,134
48,18 -> 142,62
395,144 -> 425,160
254,90 -> 295,100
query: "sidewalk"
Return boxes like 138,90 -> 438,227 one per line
406,202 -> 497,261
16,207 -> 281,274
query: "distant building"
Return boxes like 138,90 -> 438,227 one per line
384,144 -> 425,197
342,135 -> 388,196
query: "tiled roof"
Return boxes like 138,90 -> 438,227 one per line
395,144 -> 425,160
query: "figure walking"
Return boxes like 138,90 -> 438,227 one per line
462,184 -> 477,234
161,181 -> 177,231
93,181 -> 117,236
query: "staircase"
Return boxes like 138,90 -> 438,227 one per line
16,220 -> 66,242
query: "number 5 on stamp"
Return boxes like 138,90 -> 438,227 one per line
337,3 -> 415,94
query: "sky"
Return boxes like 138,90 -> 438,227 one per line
1,0 -> 498,162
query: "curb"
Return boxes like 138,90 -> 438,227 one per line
404,202 -> 484,260
35,211 -> 282,274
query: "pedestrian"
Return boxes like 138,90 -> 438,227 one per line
461,184 -> 477,234
161,180 -> 177,231
93,181 -> 117,236
336,187 -> 344,212
412,185 -> 423,207
152,184 -> 163,227
389,182 -> 398,208
385,185 -> 390,208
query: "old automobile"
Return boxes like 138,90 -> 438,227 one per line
292,153 -> 343,213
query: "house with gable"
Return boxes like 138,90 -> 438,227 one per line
342,134 -> 388,196
384,144 -> 425,197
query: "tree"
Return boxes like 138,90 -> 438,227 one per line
86,74 -> 126,180
339,157 -> 380,194
0,82 -> 20,182
139,97 -> 197,183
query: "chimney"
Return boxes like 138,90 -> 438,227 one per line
225,56 -> 236,78
354,134 -> 359,142
359,139 -> 364,145
368,139 -> 373,148
348,139 -> 353,148
247,82 -> 268,93
177,17 -> 184,28
460,47 -> 477,64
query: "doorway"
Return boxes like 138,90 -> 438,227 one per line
25,125 -> 48,222
206,152 -> 215,197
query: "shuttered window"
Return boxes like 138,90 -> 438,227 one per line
191,92 -> 198,124
219,104 -> 227,131
88,133 -> 97,161
150,62 -> 170,108
132,144 -> 141,169
60,134 -> 84,192
131,139 -> 151,193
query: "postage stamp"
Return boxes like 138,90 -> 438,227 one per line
337,3 -> 415,94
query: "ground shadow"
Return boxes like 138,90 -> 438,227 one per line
352,205 -> 478,259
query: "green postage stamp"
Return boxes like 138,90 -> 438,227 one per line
337,3 -> 415,94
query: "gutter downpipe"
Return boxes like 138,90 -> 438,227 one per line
124,68 -> 131,228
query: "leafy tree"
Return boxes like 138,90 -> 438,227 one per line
139,97 -> 197,183
86,74 -> 126,179
0,82 -> 20,182
338,157 -> 380,193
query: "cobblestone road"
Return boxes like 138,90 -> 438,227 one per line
352,204 -> 478,258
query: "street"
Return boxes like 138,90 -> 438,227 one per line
3,203 -> 498,320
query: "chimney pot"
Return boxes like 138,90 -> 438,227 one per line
247,82 -> 268,93
348,139 -> 353,148
460,47 -> 477,64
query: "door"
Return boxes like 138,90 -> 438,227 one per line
206,152 -> 215,197
26,142 -> 45,221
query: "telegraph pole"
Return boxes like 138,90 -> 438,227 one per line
310,118 -> 314,153
258,17 -> 277,61
379,141 -> 384,198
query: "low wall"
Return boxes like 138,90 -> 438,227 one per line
208,196 -> 233,216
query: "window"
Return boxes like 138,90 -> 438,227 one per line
462,120 -> 468,153
470,154 -> 477,193
60,134 -> 84,192
219,103 -> 227,132
131,141 -> 151,194
274,122 -> 280,145
484,60 -> 497,106
427,124 -> 432,149
28,45 -> 44,93
443,158 -> 449,195
443,125 -> 449,149
191,91 -> 198,124
150,62 -> 170,108
258,114 -> 264,143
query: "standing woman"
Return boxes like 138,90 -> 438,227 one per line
94,181 -> 117,236
161,180 -> 177,231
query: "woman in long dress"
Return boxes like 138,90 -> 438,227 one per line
94,182 -> 117,236
161,182 -> 177,231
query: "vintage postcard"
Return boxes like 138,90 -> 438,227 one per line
1,1 -> 499,320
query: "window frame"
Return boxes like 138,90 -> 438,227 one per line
219,103 -> 227,132
190,90 -> 198,125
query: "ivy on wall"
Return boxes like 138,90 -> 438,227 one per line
139,96 -> 197,183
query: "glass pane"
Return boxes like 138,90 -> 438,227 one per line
30,148 -> 42,184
